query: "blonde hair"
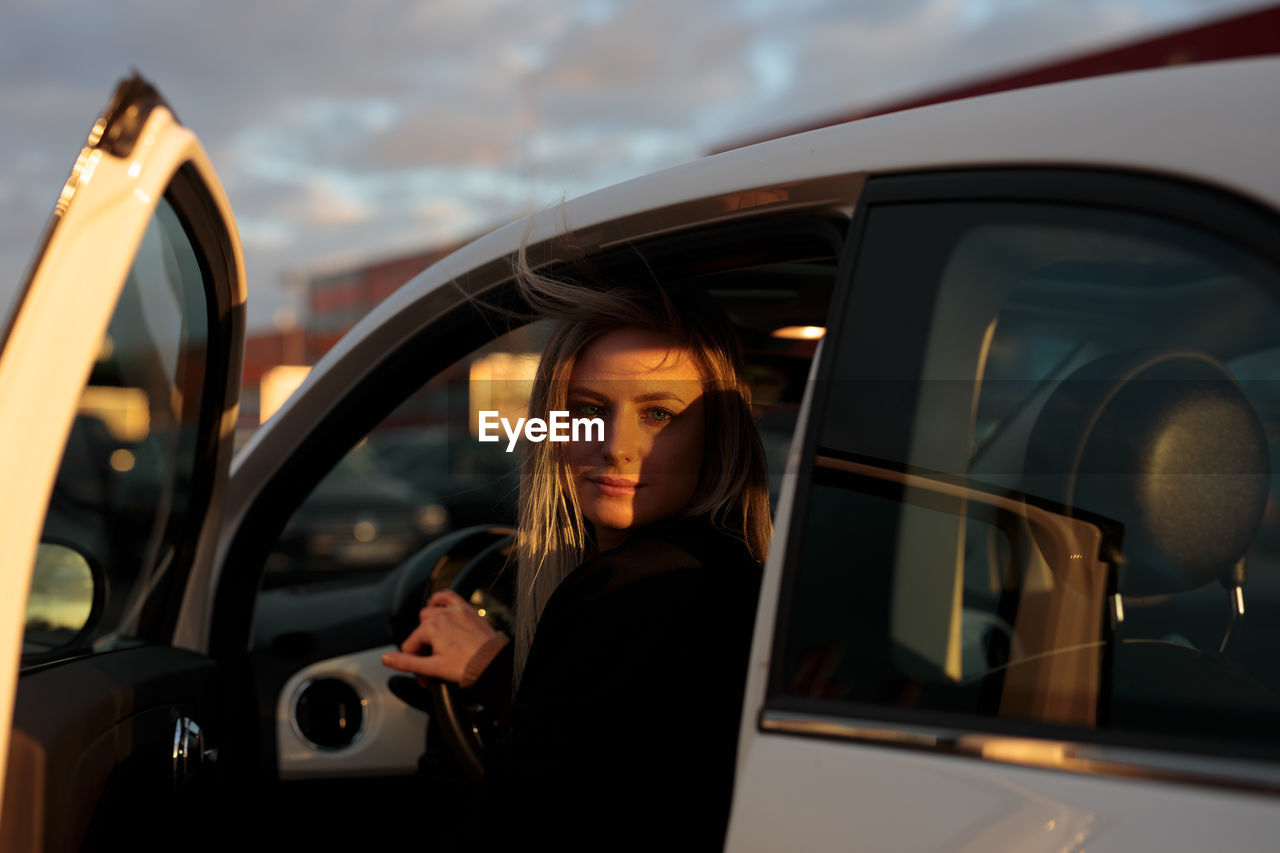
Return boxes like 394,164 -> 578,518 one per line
510,247 -> 772,682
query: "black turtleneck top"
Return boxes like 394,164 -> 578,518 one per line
465,515 -> 763,851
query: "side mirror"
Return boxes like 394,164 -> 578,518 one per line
24,541 -> 102,654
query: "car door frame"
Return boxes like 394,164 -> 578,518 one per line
199,210 -> 856,797
179,164 -> 867,663
0,76 -> 244,851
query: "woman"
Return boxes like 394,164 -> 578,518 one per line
382,260 -> 771,850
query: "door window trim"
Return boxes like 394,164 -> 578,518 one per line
760,707 -> 1280,796
134,164 -> 243,643
20,165 -> 241,667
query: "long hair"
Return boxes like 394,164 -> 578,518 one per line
510,245 -> 772,682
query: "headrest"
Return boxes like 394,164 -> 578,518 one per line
1025,350 -> 1269,596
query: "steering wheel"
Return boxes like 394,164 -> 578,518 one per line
387,525 -> 515,783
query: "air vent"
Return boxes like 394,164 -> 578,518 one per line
293,678 -> 365,749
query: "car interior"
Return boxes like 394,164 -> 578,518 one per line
963,214 -> 1280,745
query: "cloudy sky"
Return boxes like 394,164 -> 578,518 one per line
1,0 -> 1272,330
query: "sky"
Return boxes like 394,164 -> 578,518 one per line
1,0 -> 1273,331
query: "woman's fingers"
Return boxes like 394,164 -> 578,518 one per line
385,592 -> 502,683
381,649 -> 448,679
401,615 -> 439,655
402,622 -> 425,654
401,633 -> 424,656
426,589 -> 467,609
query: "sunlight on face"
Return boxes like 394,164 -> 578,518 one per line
565,328 -> 705,551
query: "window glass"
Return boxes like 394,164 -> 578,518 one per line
25,197 -> 210,659
262,323 -> 545,590
781,199 -> 1280,754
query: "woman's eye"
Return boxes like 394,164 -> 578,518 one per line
572,402 -> 604,418
644,408 -> 676,425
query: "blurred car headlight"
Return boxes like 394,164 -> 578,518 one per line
352,519 -> 378,543
416,504 -> 448,534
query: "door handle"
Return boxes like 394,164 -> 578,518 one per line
172,716 -> 217,785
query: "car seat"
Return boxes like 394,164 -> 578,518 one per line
1023,349 -> 1280,735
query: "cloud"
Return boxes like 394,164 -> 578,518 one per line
236,217 -> 297,252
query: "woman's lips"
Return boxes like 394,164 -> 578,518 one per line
589,476 -> 641,497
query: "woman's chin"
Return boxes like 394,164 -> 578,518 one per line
588,506 -> 636,532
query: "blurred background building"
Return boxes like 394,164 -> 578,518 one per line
240,242 -> 468,429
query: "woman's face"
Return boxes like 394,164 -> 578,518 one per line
564,328 -> 706,550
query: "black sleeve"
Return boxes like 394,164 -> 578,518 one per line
460,639 -> 514,729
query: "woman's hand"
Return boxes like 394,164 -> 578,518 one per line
381,589 -> 501,684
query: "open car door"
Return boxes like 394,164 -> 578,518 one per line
0,76 -> 244,852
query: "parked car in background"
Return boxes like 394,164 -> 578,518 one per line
362,427 -> 519,532
263,441 -> 450,588
4,58 -> 1280,851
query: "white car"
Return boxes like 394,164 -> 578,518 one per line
4,58 -> 1280,851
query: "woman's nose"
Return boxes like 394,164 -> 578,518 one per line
601,416 -> 641,464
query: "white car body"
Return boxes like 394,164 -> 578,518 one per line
3,56 -> 1279,851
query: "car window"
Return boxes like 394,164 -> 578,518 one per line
776,192 -> 1280,758
25,196 -> 212,661
261,323 -> 544,590
260,252 -> 839,593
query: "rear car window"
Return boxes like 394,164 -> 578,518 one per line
777,189 -> 1280,759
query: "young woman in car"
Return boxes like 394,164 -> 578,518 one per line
381,260 -> 771,850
